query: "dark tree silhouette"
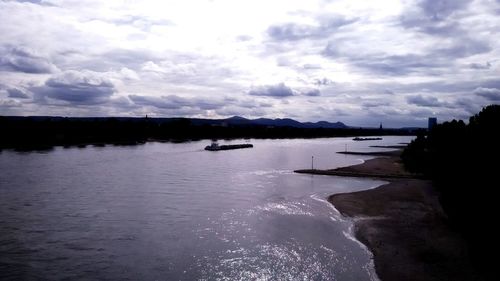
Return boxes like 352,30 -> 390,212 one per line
0,116 -> 417,150
402,105 -> 500,281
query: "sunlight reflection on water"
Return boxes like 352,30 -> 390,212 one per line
0,136 -> 412,280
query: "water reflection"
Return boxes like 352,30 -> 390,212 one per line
0,136 -> 412,280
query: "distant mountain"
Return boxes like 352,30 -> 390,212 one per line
252,118 -> 303,127
224,116 -> 348,129
303,120 -> 348,129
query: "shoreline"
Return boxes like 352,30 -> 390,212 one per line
295,151 -> 422,179
297,150 -> 480,280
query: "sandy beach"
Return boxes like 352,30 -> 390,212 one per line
300,152 -> 481,280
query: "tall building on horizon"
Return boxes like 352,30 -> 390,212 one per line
428,117 -> 437,130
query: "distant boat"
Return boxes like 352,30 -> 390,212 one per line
205,140 -> 253,151
353,137 -> 383,141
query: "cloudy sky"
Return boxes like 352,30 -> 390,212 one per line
1,0 -> 499,127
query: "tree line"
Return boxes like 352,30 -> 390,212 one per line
402,104 -> 499,280
0,116 -> 417,150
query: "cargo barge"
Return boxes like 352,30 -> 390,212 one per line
352,137 -> 383,141
205,141 -> 253,151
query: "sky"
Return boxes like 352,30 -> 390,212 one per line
0,0 -> 499,127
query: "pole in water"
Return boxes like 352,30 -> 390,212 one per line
311,156 -> 314,170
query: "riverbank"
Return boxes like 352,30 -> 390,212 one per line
295,156 -> 418,179
299,151 -> 480,280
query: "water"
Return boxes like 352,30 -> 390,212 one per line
0,136 -> 413,280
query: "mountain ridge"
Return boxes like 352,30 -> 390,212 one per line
222,116 -> 348,129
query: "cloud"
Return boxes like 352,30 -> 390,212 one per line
473,87 -> 500,101
92,49 -> 159,71
268,23 -> 319,41
129,95 -> 186,110
236,35 -> 252,41
313,78 -> 333,86
32,70 -> 115,104
400,0 -> 474,35
12,0 -> 50,5
0,0 -> 499,126
0,46 -> 58,74
406,95 -> 448,107
247,83 -> 320,98
362,100 -> 391,108
454,97 -> 483,114
440,39 -> 491,58
303,64 -> 322,70
267,16 -> 356,41
325,37 -> 491,76
418,0 -> 473,21
129,94 -> 225,110
249,83 -> 294,97
7,88 -> 30,99
354,54 -> 440,75
301,89 -> 321,96
469,62 -> 492,69
111,15 -> 173,31
0,99 -> 23,108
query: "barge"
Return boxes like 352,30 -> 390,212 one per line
353,137 -> 383,141
205,141 -> 253,151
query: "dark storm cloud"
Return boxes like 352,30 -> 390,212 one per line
406,95 -> 448,107
249,83 -> 294,97
473,87 -> 500,101
32,70 -> 115,104
7,88 -> 30,99
267,16 -> 356,41
0,46 -> 58,74
129,95 -> 226,110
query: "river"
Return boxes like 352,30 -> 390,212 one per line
0,136 -> 413,280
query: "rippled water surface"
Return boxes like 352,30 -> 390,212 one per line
0,136 -> 413,280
